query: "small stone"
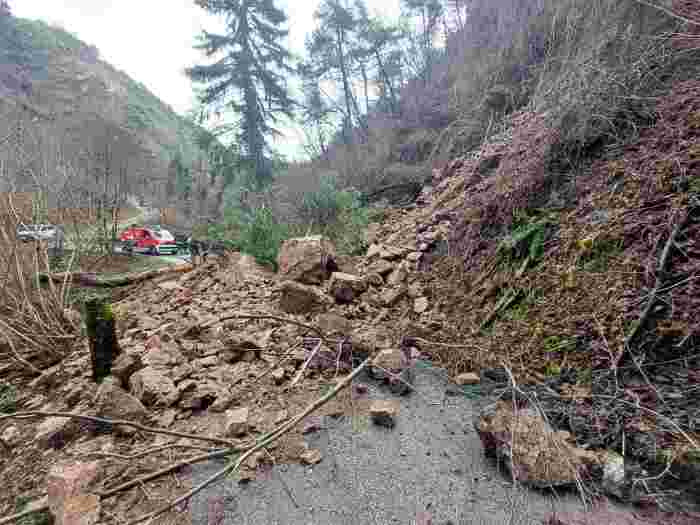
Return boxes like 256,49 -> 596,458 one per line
368,259 -> 395,276
316,313 -> 351,335
271,368 -> 286,384
274,409 -> 289,424
241,351 -> 257,363
380,286 -> 406,307
155,409 -> 177,428
278,281 -> 329,314
386,263 -> 408,286
300,448 -> 323,465
1,425 -> 20,447
365,273 -> 384,287
129,367 -> 179,407
209,392 -> 234,413
414,297 -> 429,314
35,417 -> 78,450
370,400 -> 399,428
197,355 -> 219,367
302,416 -> 323,434
353,384 -> 368,395
455,373 -> 480,386
225,407 -> 250,436
329,272 -> 367,304
110,353 -> 142,384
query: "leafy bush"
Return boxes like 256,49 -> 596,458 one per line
0,382 -> 17,413
209,205 -> 289,269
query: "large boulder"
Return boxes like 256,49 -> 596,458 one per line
278,281 -> 330,314
277,236 -> 337,285
475,401 -> 601,489
93,379 -> 148,436
128,367 -> 179,407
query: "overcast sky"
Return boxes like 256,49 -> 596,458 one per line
11,0 -> 402,158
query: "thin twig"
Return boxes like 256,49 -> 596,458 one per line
0,411 -> 243,448
624,217 -> 686,350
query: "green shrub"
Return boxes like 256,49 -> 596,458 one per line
0,382 -> 17,413
210,205 -> 289,269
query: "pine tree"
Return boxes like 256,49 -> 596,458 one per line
187,0 -> 295,188
305,0 -> 366,143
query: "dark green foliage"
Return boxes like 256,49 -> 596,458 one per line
0,381 -> 17,413
187,0 -> 295,187
209,206 -> 290,269
497,210 -> 557,270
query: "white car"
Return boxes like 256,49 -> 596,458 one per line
16,223 -> 59,242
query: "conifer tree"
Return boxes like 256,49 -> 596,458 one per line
187,0 -> 295,187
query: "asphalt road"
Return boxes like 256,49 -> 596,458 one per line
184,364 -> 590,525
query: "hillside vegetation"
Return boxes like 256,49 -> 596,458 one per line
0,13 -> 208,211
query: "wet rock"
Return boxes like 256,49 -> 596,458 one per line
370,400 -> 399,428
329,272 -> 367,304
93,380 -> 148,436
277,236 -> 337,285
129,367 -> 179,407
278,281 -> 329,314
225,407 -> 250,436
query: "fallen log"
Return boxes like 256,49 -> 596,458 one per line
37,263 -> 193,288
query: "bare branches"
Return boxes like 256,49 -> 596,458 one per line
624,215 -> 687,351
0,412 -> 243,449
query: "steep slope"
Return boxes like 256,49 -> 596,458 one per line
0,13 -> 205,198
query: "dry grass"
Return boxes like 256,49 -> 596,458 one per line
0,218 -> 78,375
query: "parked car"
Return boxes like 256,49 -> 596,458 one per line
16,223 -> 60,243
119,226 -> 178,255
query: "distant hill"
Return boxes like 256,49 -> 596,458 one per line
0,12 -> 208,206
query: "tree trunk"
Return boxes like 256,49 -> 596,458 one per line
84,298 -> 120,383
